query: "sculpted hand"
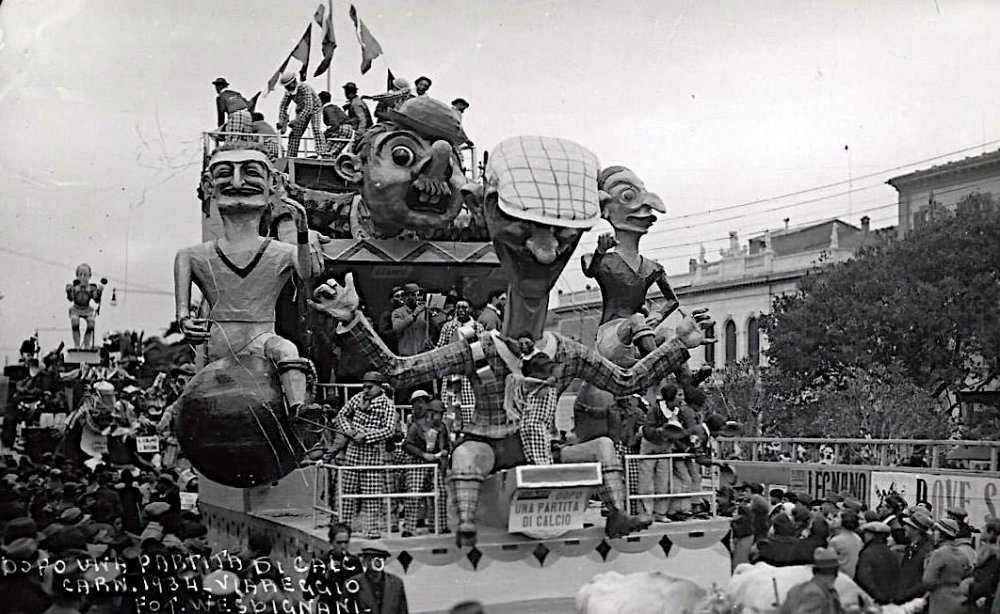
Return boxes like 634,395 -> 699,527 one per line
674,308 -> 716,349
179,317 -> 211,345
308,273 -> 360,323
595,233 -> 617,255
307,230 -> 330,274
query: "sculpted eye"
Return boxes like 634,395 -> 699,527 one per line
391,145 -> 415,167
620,188 -> 637,202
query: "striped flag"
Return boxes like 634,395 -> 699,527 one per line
349,4 -> 383,74
267,57 -> 291,93
313,3 -> 337,77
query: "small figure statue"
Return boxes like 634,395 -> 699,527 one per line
173,144 -> 325,487
65,263 -> 107,349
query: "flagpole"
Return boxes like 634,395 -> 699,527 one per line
327,0 -> 333,93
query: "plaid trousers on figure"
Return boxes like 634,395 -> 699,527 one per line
339,442 -> 389,536
401,457 -> 449,533
286,111 -> 327,158
519,386 -> 559,465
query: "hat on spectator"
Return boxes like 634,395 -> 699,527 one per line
144,502 -> 171,519
213,77 -> 230,87
861,521 -> 891,534
59,507 -> 86,524
946,506 -> 968,519
402,282 -> 422,294
769,488 -> 785,499
903,510 -> 934,532
140,524 -> 164,544
791,506 -> 812,525
360,546 -> 391,559
410,390 -> 431,402
361,371 -> 387,385
2,536 -> 38,561
4,517 -> 38,544
343,81 -> 358,92
840,498 -> 865,513
812,547 -> 840,572
935,518 -> 961,539
737,481 -> 764,495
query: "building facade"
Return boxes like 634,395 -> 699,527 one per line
888,149 -> 1000,239
548,219 -> 887,370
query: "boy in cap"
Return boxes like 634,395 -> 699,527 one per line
333,371 -> 399,538
400,399 -> 450,536
342,82 -> 372,137
277,72 -> 326,157
778,547 -> 843,614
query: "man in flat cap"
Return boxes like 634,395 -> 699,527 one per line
779,547 -> 844,614
277,72 -> 326,157
392,283 -> 430,357
855,521 -> 899,605
343,82 -> 372,137
350,547 -> 409,614
898,510 -> 936,603
333,371 -> 400,539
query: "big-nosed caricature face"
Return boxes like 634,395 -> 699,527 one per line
202,150 -> 274,216
599,167 -> 666,235
483,195 -> 584,300
337,125 -> 465,236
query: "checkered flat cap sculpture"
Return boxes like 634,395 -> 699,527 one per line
487,135 -> 600,229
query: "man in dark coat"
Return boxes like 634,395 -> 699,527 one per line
963,519 -> 1000,613
756,513 -> 802,567
779,547 -> 844,614
349,547 -> 409,614
897,510 -> 936,604
855,521 -> 900,605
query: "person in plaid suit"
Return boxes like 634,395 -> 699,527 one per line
333,371 -> 399,539
277,72 -> 327,158
437,299 -> 482,428
309,273 -> 715,546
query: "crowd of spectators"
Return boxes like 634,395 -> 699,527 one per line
717,483 -> 1000,612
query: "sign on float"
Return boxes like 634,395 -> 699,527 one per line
870,471 -> 999,525
508,487 -> 590,538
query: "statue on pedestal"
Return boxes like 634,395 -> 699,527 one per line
173,144 -> 325,487
66,264 -> 107,349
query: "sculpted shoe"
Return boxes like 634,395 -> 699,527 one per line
456,522 -> 477,547
604,511 -> 633,539
653,513 -> 671,523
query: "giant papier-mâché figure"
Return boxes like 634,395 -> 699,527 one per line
309,136 -> 716,546
66,263 -> 107,349
334,96 -> 468,239
173,144 -> 324,487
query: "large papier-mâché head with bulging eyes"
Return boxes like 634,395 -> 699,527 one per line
335,97 -> 466,237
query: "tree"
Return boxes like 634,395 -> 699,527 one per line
762,205 -> 1000,428
705,359 -> 767,436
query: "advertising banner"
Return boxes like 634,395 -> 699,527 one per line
870,471 -> 999,526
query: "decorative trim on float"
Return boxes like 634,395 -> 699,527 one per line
201,503 -> 729,575
321,239 -> 499,265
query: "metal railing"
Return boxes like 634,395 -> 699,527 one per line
201,130 -> 355,163
718,437 -> 1000,472
623,453 -> 718,517
312,461 -> 444,535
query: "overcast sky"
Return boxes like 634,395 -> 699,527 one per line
3,0 -> 1000,359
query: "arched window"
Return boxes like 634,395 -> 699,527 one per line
724,320 -> 737,364
703,324 -> 716,366
747,317 -> 760,365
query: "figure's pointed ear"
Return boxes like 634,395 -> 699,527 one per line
336,153 -> 364,184
598,189 -> 612,219
460,182 -> 484,206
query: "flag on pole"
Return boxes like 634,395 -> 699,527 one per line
291,24 -> 312,81
349,4 -> 383,75
246,91 -> 261,113
267,57 -> 291,93
387,68 -> 396,90
313,3 -> 337,77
